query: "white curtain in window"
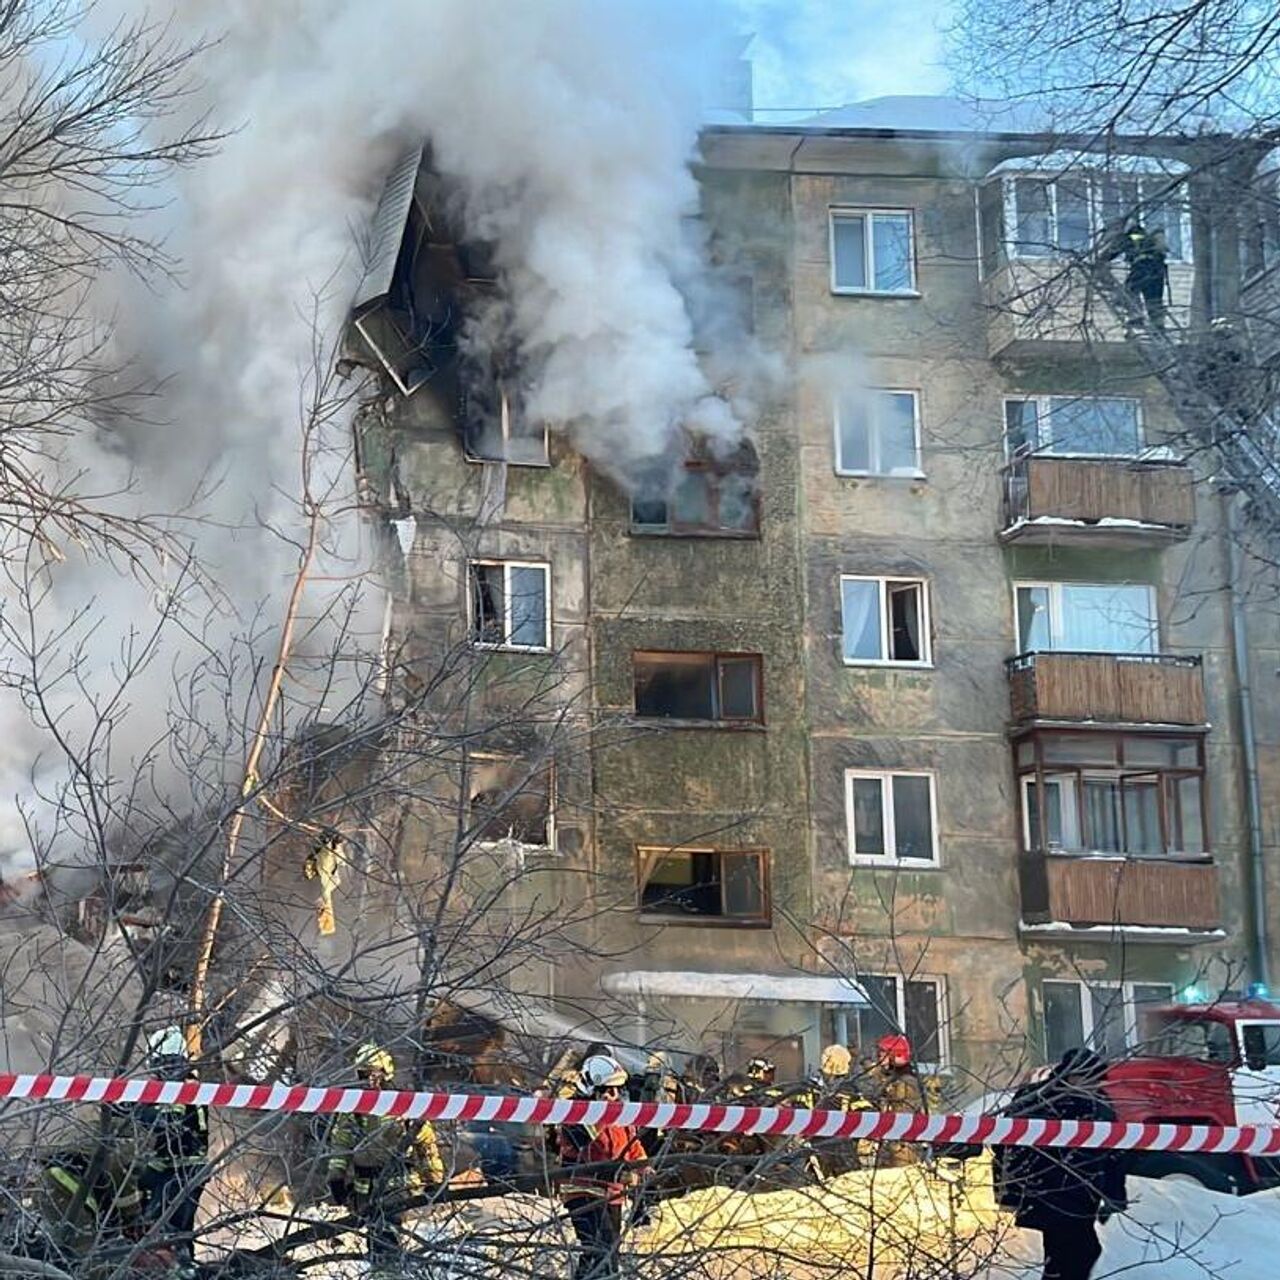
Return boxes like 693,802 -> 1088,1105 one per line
841,580 -> 881,660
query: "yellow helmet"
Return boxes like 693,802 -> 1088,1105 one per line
354,1042 -> 395,1079
821,1044 -> 852,1077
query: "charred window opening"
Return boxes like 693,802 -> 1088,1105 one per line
630,439 -> 760,537
468,756 -> 553,848
633,651 -> 763,723
460,350 -> 549,467
468,560 -> 550,651
637,847 -> 769,925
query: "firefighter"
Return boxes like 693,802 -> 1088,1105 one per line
862,1034 -> 927,1168
136,1026 -> 209,1275
994,1047 -> 1127,1280
558,1053 -> 647,1280
303,827 -> 345,936
1109,222 -> 1169,328
327,1042 -> 445,1271
803,1044 -> 868,1177
684,1053 -> 721,1099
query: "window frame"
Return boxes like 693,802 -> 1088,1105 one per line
845,769 -> 940,867
1041,978 -> 1176,1061
462,382 -> 551,468
829,208 -> 919,297
629,460 -> 761,539
1013,580 -> 1158,656
839,574 -> 933,668
631,650 -> 765,726
857,972 -> 950,1072
468,559 -> 552,653
1001,174 -> 1193,264
1002,394 -> 1145,460
834,388 -> 924,478
635,845 -> 772,928
467,752 -> 556,852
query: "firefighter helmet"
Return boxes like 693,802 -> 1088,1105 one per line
876,1034 -> 912,1069
745,1056 -> 775,1082
354,1042 -> 395,1080
578,1054 -> 628,1096
146,1026 -> 189,1076
820,1044 -> 852,1077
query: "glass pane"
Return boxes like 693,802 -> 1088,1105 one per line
1055,179 -> 1093,252
1042,734 -> 1120,766
508,566 -> 548,647
718,656 -> 760,720
1131,985 -> 1174,1043
852,777 -> 886,856
1043,981 -> 1085,1062
672,470 -> 712,527
841,579 -> 884,661
1013,179 -> 1053,256
471,565 -> 505,644
1047,397 -> 1141,456
722,854 -> 764,918
905,981 -> 941,1066
1089,987 -> 1129,1059
717,473 -> 758,532
1123,736 -> 1188,768
832,214 -> 867,288
1083,779 -> 1122,852
1122,777 -> 1163,855
837,394 -> 872,472
1144,185 -> 1185,259
857,975 -> 900,1045
1169,774 -> 1205,853
1004,400 -> 1040,454
1060,584 -> 1156,654
888,582 -> 923,661
878,392 -> 919,473
1025,779 -> 1065,850
872,213 -> 913,292
892,775 -> 934,859
634,654 -> 716,719
1016,586 -> 1051,651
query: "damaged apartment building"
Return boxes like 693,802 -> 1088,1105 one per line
345,102 -> 1280,1087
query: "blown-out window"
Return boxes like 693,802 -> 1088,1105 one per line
468,755 -> 553,849
637,847 -> 770,926
633,652 -> 763,723
469,561 -> 550,651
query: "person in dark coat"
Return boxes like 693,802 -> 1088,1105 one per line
993,1047 -> 1127,1280
1108,223 -> 1169,328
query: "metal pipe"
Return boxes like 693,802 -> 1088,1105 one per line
1227,492 -> 1270,985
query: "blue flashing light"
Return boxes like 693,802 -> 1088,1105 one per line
1180,984 -> 1205,1004
1247,981 -> 1270,1001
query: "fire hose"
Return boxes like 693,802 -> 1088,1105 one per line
1,1072 -> 1277,1156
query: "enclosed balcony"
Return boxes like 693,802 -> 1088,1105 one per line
1001,456 -> 1195,546
1008,651 -> 1206,727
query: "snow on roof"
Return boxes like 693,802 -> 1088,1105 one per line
793,95 -> 1047,135
989,150 -> 1190,177
602,970 -> 868,1005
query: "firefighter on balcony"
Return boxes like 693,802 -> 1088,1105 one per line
1109,222 -> 1169,329
136,1026 -> 209,1275
303,826 -> 345,937
327,1042 -> 445,1270
558,1053 -> 647,1280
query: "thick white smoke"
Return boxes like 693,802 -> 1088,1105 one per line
0,0 -> 757,869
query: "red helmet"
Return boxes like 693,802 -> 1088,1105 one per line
876,1034 -> 912,1069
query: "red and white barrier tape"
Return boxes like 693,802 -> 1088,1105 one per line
1,1073 -> 1278,1156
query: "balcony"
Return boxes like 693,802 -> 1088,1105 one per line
985,260 -> 1193,360
1001,456 -> 1195,546
1007,651 -> 1207,727
1019,852 -> 1221,936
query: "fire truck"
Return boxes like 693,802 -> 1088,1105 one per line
1101,997 -> 1280,1194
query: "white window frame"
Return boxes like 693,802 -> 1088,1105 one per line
468,559 -> 552,652
1019,773 -> 1082,852
1002,394 -> 1145,460
860,972 -> 950,1072
1013,580 -> 1158,655
1042,979 -> 1175,1055
1002,174 -> 1193,264
468,752 -> 556,852
840,574 -> 933,667
845,770 -> 940,867
829,208 -> 919,296
834,388 -> 924,478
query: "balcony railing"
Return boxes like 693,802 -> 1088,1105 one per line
1002,455 -> 1195,544
1020,851 -> 1220,931
1006,651 -> 1207,726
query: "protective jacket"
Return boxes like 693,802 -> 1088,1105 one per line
38,1139 -> 146,1256
558,1122 -> 646,1205
136,1100 -> 209,1175
328,1113 -> 444,1205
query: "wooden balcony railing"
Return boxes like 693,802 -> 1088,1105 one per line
1020,852 -> 1220,930
1002,455 -> 1195,542
1007,651 -> 1207,726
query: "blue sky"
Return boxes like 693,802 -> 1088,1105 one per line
736,0 -> 955,116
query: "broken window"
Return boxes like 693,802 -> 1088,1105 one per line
468,561 -> 550,650
840,576 -> 930,665
630,441 -> 760,537
633,652 -> 763,723
461,362 -> 549,467
468,755 -> 553,848
845,771 -> 938,863
638,847 -> 769,925
835,389 -> 921,477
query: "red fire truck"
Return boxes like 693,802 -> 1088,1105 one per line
1101,997 -> 1280,1193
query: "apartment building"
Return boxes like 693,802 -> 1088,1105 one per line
349,99 -> 1280,1088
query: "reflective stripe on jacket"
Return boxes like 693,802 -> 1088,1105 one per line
558,1123 -> 646,1204
328,1113 -> 444,1192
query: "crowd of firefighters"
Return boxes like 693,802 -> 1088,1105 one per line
24,1029 -> 1125,1280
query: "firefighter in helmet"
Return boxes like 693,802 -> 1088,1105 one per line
135,1026 -> 209,1275
805,1043 -> 869,1177
558,1053 -> 647,1280
1108,221 -> 1169,328
862,1034 -> 935,1168
327,1042 -> 445,1270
